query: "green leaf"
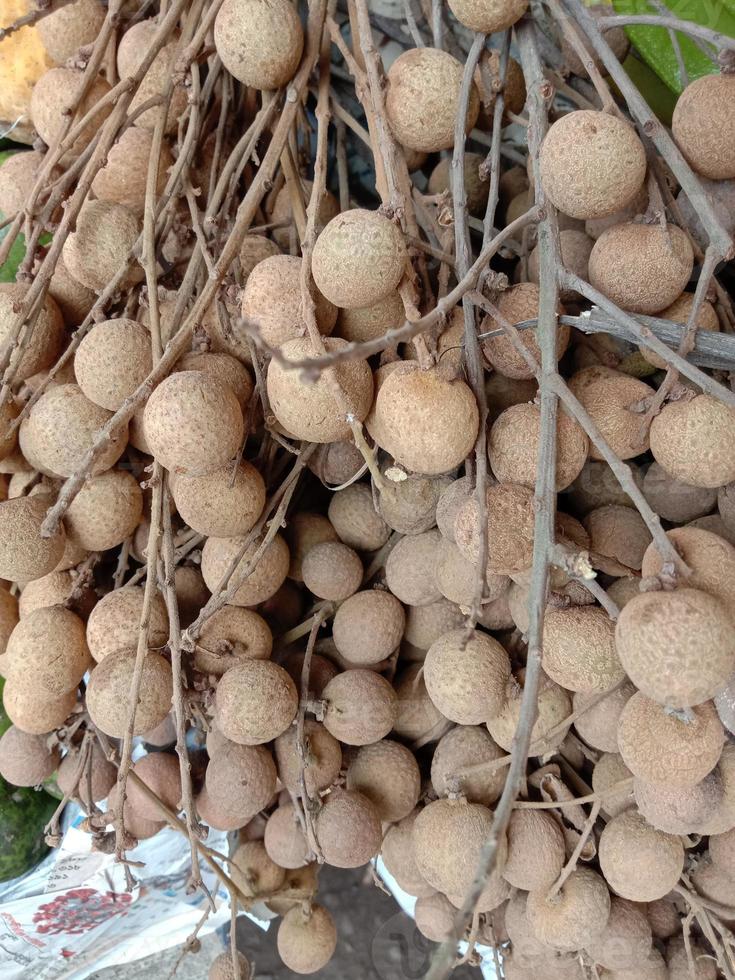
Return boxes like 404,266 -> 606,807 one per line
619,52 -> 677,125
612,0 -> 735,94
0,150 -> 51,283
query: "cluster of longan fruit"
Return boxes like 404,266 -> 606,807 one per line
1,0 -> 735,976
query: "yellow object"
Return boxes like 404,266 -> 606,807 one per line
0,0 -> 54,144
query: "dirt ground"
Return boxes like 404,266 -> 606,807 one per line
92,866 -> 484,979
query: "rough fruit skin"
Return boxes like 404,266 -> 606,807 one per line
672,74 -> 735,180
503,809 -> 565,891
592,753 -> 635,818
266,337 -> 373,443
201,533 -> 289,607
428,153 -> 489,216
171,462 -> 265,539
642,460 -> 717,524
2,677 -> 77,735
331,590 -> 405,665
385,530 -> 442,607
539,111 -> 646,220
143,371 -> 244,477
481,282 -> 569,381
543,604 -> 624,694
311,209 -> 407,310
380,810 -> 435,898
30,69 -> 111,162
573,682 -> 636,753
710,826 -> 735,877
455,483 -> 535,575
424,628 -> 511,725
315,789 -> 382,868
20,383 -> 127,479
529,229 -> 594,302
86,650 -> 172,738
598,809 -> 684,902
57,741 -> 116,807
642,291 -> 720,370
372,368 -> 479,476
238,234 -> 280,281
0,283 -> 65,382
392,663 -> 447,743
274,720 -> 341,797
385,48 -> 480,153
617,693 -> 723,789
615,589 -> 735,708
378,471 -> 452,537
413,798 -> 508,910
127,752 -> 183,823
641,527 -> 735,621
322,669 -> 397,746
214,0 -> 304,90
74,319 -> 152,411
205,742 -> 276,822
0,725 -> 59,787
0,494 -> 66,583
488,672 -> 571,755
214,660 -> 297,745
90,127 -> 172,217
230,839 -> 285,897
436,476 -> 473,542
263,803 -> 309,868
86,586 -> 168,663
286,512 -> 338,582
6,604 -> 91,696
301,541 -> 362,602
527,867 -> 611,952
568,370 -> 654,462
208,950 -> 252,980
196,606 -> 272,676
337,290 -> 404,344
588,223 -> 694,315
430,725 -> 506,805
650,394 -> 735,489
64,469 -> 143,551
634,771 -> 722,835
414,892 -> 456,942
584,505 -> 651,576
116,20 -> 187,133
584,896 -> 653,971
241,254 -> 337,348
667,936 -> 718,980
277,904 -> 337,975
435,538 -> 508,608
62,199 -> 142,293
490,403 -> 588,491
346,739 -> 421,822
448,0 -> 527,31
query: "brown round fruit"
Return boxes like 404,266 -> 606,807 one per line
321,669 -> 398,746
171,462 -> 265,538
86,650 -> 172,738
672,73 -> 735,180
74,319 -> 152,411
0,283 -> 65,382
346,738 -> 421,822
214,660 -> 297,745
6,604 -> 90,695
481,282 -> 569,381
503,809 -> 565,891
424,628 -> 511,725
0,494 -> 66,583
214,0 -> 304,90
315,788 -> 382,868
195,606 -> 272,676
650,394 -> 735,489
0,725 -> 60,786
86,586 -> 168,663
200,533 -> 290,607
598,808 -> 684,902
277,904 -> 337,975
490,402 -> 588,491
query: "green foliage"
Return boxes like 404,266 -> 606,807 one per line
0,776 -> 57,882
0,149 -> 51,283
612,0 -> 735,94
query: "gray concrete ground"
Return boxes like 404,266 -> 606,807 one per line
91,867 -> 483,979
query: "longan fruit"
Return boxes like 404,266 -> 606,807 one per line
0,283 -> 65,382
208,951 -> 253,980
561,4 -> 630,76
37,0 -> 105,63
527,867 -> 611,952
86,585 -> 168,662
413,797 -> 509,911
266,337 -> 373,443
263,803 -> 310,869
6,603 -> 91,695
195,606 -> 272,676
30,68 -> 112,161
177,351 -> 253,410
381,810 -> 435,898
302,541 -> 362,602
285,512 -> 338,582
424,627 -> 511,725
346,738 -> 421,822
0,494 -> 66,583
196,783 -> 249,832
431,725 -> 505,806
650,394 -> 735,489
238,234 -> 280,281
269,179 -> 340,251
448,0 -> 527,31
616,588 -> 735,708
378,470 -> 452,537
528,229 -> 594,303
64,469 -> 142,551
312,209 -> 407,310
337,290 -> 404,344
490,402 -> 588,491
478,49 -> 527,120
414,893 -> 456,943
566,459 -> 643,516
241,254 -> 337,348
86,649 -> 172,737
585,182 -> 649,241
617,693 -> 724,789
74,318 -> 152,412
641,291 -> 720,370
171,462 -> 265,538
385,48 -> 480,153
436,476 -> 473,542
573,681 -> 636,754
667,936 -> 719,980
372,366 -> 479,476
143,371 -> 244,476
592,752 -> 635,818
48,254 -> 96,327
274,719 -> 341,797
206,741 -> 276,821
503,809 -> 565,891
20,383 -> 127,479
0,586 -> 19,655
277,904 -> 337,975
308,440 -> 364,488
542,604 -> 624,694
599,808 -> 684,902
589,223 -> 694,315
454,482 -> 536,575
584,504 -> 652,576
0,398 -> 20,464
91,128 -> 172,216
481,282 -> 569,381
672,73 -> 735,180
487,670 -> 571,755
435,537 -> 508,608
0,724 -> 60,787
117,20 -> 187,132
57,740 -> 116,807
315,788 -> 382,868
385,530 -> 441,606
200,533 -> 289,607
2,677 -> 77,735
403,598 -> 465,651
392,663 -> 448,743
642,460 -> 717,524
321,669 -> 398,746
568,368 -> 654,461
230,839 -> 285,898
127,751 -> 182,822
428,153 -> 489,216
214,659 -> 297,744
62,200 -> 142,293
0,151 -> 51,219
539,110 -> 647,220
214,0 -> 304,90
634,770 -> 722,836
584,896 -> 652,972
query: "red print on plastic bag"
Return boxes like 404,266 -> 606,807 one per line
33,888 -> 132,936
